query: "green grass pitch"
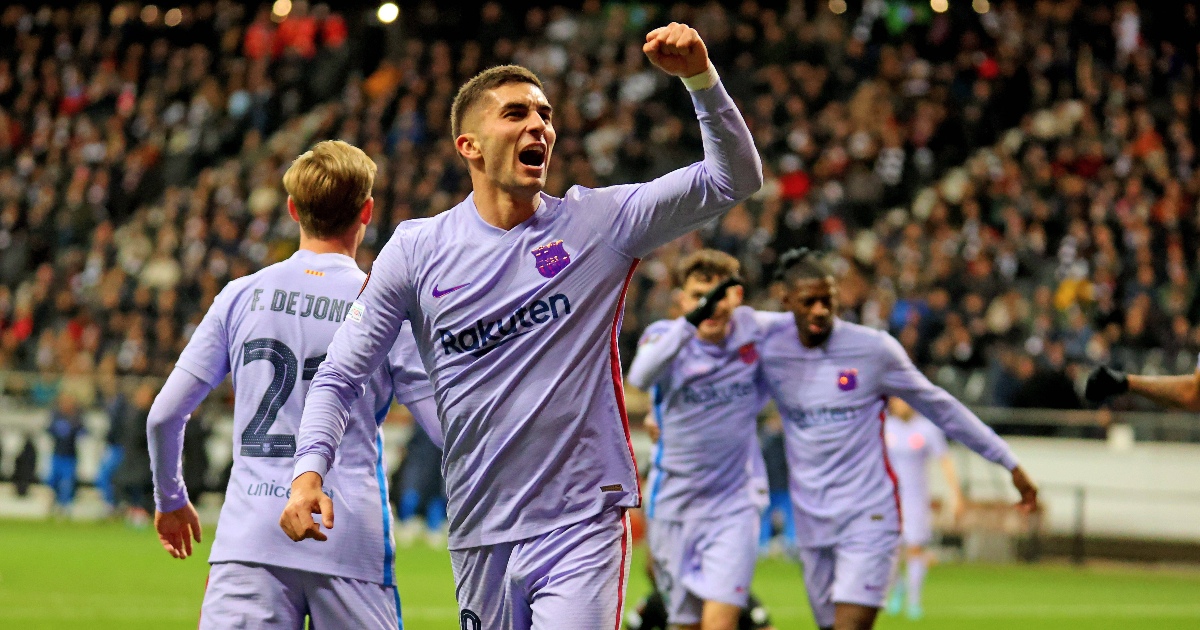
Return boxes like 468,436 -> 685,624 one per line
2,520 -> 1199,629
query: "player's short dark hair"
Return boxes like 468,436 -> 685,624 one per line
450,65 -> 544,139
676,249 -> 740,287
775,248 -> 831,285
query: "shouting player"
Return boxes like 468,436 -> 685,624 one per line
756,249 -> 1038,630
293,22 -> 761,630
148,141 -> 438,629
627,250 -> 767,630
882,397 -> 964,620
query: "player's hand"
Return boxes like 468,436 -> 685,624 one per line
684,277 -> 742,326
279,472 -> 334,542
1010,466 -> 1038,514
1084,366 -> 1129,403
643,22 -> 710,79
155,502 -> 202,560
643,414 -> 661,442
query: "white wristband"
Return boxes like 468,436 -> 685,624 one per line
681,64 -> 719,92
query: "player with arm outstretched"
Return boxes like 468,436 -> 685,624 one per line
295,22 -> 762,630
148,141 -> 439,630
881,397 -> 965,620
756,249 -> 1037,630
627,250 -> 768,630
1084,362 -> 1200,410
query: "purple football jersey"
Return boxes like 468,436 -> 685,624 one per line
628,306 -> 769,520
884,413 -> 947,518
166,250 -> 432,584
298,80 -> 762,550
755,315 -> 1018,547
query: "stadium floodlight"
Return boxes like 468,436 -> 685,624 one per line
828,0 -> 847,15
378,2 -> 400,24
110,5 -> 128,26
164,8 -> 182,27
930,0 -> 949,13
973,0 -> 990,13
273,0 -> 293,19
140,5 -> 159,24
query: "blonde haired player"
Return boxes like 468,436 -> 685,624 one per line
149,140 -> 439,629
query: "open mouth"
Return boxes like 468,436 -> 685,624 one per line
518,145 -> 546,168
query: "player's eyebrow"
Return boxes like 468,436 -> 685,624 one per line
499,101 -> 526,115
499,101 -> 553,117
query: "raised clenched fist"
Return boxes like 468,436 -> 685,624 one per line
643,22 -> 710,79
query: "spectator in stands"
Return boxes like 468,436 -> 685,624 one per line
13,432 -> 38,497
1011,348 -> 1083,410
758,414 -> 796,557
0,0 -> 1198,437
95,379 -> 128,512
46,392 -> 85,515
182,401 -> 211,506
115,380 -> 156,525
391,423 -> 448,548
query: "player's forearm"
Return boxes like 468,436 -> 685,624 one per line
294,242 -> 413,479
626,320 -> 695,390
910,389 -> 1018,470
293,366 -> 358,480
689,74 -> 763,204
884,337 -> 1019,470
147,368 -> 213,512
1127,374 -> 1200,411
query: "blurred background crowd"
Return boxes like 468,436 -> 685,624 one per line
3,0 -> 1200,510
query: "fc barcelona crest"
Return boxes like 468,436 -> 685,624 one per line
532,240 -> 571,278
837,368 -> 858,391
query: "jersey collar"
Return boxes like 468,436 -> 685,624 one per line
289,248 -> 360,270
461,191 -> 554,241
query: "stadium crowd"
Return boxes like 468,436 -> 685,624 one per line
0,0 -> 1198,421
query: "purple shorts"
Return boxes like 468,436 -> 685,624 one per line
199,561 -> 400,630
798,524 -> 900,628
646,506 -> 760,625
450,507 -> 631,630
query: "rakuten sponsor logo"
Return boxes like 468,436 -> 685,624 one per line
438,294 -> 572,357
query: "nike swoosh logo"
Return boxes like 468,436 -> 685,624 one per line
432,283 -> 471,298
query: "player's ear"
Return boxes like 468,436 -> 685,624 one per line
456,133 -> 481,162
360,197 -> 374,226
286,196 -> 301,224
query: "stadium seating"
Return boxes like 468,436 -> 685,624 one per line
0,2 -> 1197,420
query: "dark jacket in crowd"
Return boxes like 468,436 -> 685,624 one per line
48,413 -> 86,458
14,436 -> 38,496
